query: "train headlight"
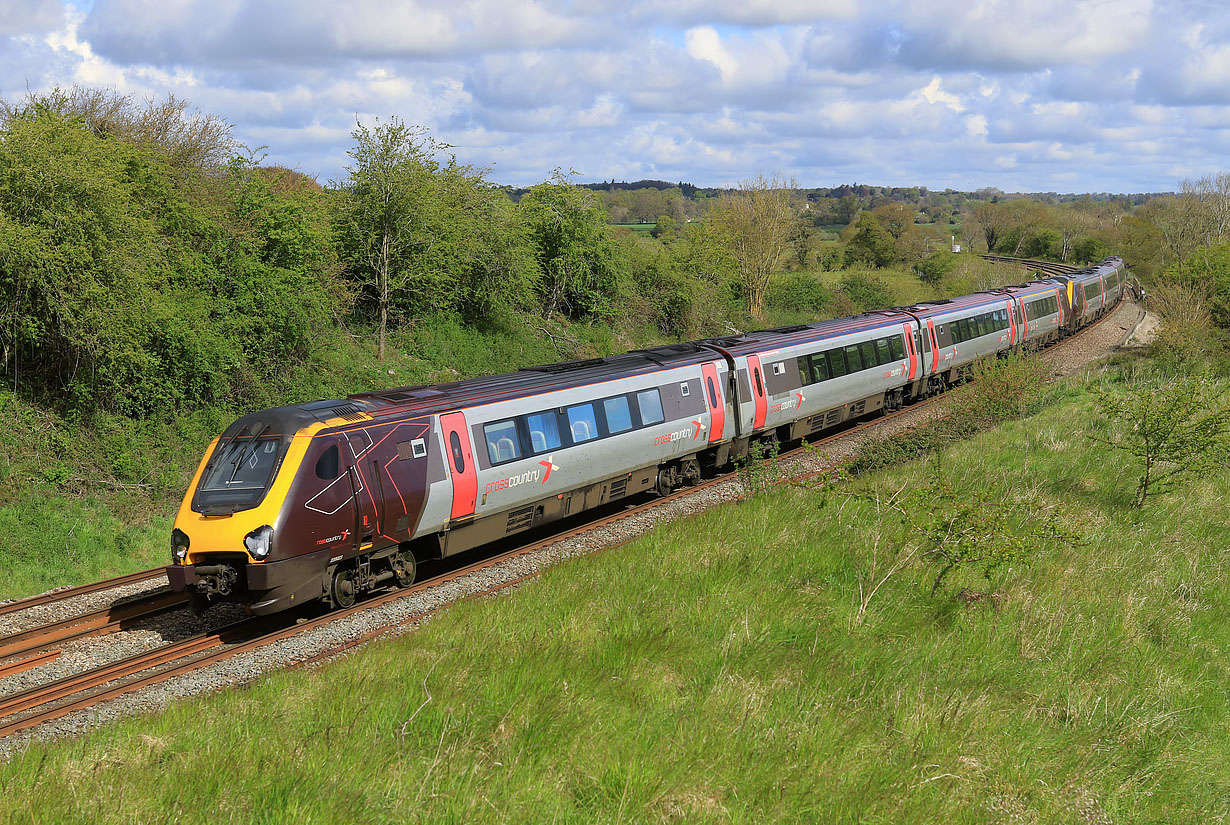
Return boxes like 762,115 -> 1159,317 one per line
171,528 -> 190,563
244,525 -> 274,560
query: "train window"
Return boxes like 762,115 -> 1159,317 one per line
637,389 -> 665,425
567,403 -> 599,443
526,411 -> 562,453
843,344 -> 863,372
975,315 -> 988,337
875,338 -> 892,365
890,335 -> 906,361
812,352 -> 831,382
604,396 -> 633,434
859,341 -> 877,369
753,368 -> 764,396
315,444 -> 340,480
449,431 -> 466,474
199,435 -> 285,494
828,348 -> 848,378
706,376 -> 720,408
483,420 -> 521,465
797,356 -> 812,385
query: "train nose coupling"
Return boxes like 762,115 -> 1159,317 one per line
192,564 -> 239,597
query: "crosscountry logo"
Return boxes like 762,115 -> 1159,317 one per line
538,454 -> 560,483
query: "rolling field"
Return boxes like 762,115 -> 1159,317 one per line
3,359 -> 1226,824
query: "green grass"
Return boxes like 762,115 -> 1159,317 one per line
3,368 -> 1227,822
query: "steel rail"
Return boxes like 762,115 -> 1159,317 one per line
0,591 -> 188,662
0,568 -> 166,619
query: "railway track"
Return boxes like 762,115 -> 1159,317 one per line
0,300 -> 1130,742
980,254 -> 1082,278
0,567 -> 165,619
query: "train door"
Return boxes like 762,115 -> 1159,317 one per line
700,361 -> 725,443
439,412 -> 477,521
1004,299 -> 1017,346
901,323 -> 918,380
745,354 -> 768,430
926,320 -> 941,371
1055,287 -> 1065,325
340,429 -> 380,548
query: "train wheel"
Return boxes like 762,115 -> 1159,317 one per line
330,568 -> 357,609
390,551 -> 416,588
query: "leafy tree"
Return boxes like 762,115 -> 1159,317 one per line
1,86 -> 235,175
833,193 -> 861,224
0,98 -> 336,415
838,273 -> 895,311
870,201 -> 915,239
333,118 -> 438,360
1071,235 -> 1112,265
518,171 -> 621,321
843,213 -> 896,267
1021,227 -> 1062,259
333,119 -> 528,355
1092,373 -> 1230,508
917,251 -> 958,283
707,172 -> 798,318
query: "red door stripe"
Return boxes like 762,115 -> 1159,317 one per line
439,412 -> 476,520
700,361 -> 725,444
902,322 -> 917,380
746,354 -> 767,430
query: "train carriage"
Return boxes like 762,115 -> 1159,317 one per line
711,312 -> 922,443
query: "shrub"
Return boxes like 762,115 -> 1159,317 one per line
1091,372 -> 1230,508
837,273 -> 896,312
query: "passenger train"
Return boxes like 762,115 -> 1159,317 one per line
167,257 -> 1128,614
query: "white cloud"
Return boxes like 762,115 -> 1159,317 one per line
0,0 -> 1226,194
920,76 -> 963,112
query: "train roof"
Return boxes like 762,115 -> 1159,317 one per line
703,311 -> 914,356
346,344 -> 721,418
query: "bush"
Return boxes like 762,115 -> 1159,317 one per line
837,273 -> 896,311
917,251 -> 957,284
766,272 -> 833,316
1092,371 -> 1230,508
849,354 -> 1048,474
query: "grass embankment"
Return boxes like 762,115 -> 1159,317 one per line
3,360 -> 1226,823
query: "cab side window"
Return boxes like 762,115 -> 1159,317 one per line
315,444 -> 340,480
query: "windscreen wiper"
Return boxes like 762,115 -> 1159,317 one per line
225,422 -> 270,485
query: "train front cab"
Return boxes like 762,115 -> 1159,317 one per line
167,404 -> 428,615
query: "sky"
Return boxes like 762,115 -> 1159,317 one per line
1,0 -> 1227,193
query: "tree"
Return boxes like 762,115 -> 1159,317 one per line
870,201 -> 915,239
1092,373 -> 1230,508
333,119 -> 521,357
843,213 -> 896,267
707,173 -> 798,318
518,171 -> 621,321
334,119 -> 439,360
